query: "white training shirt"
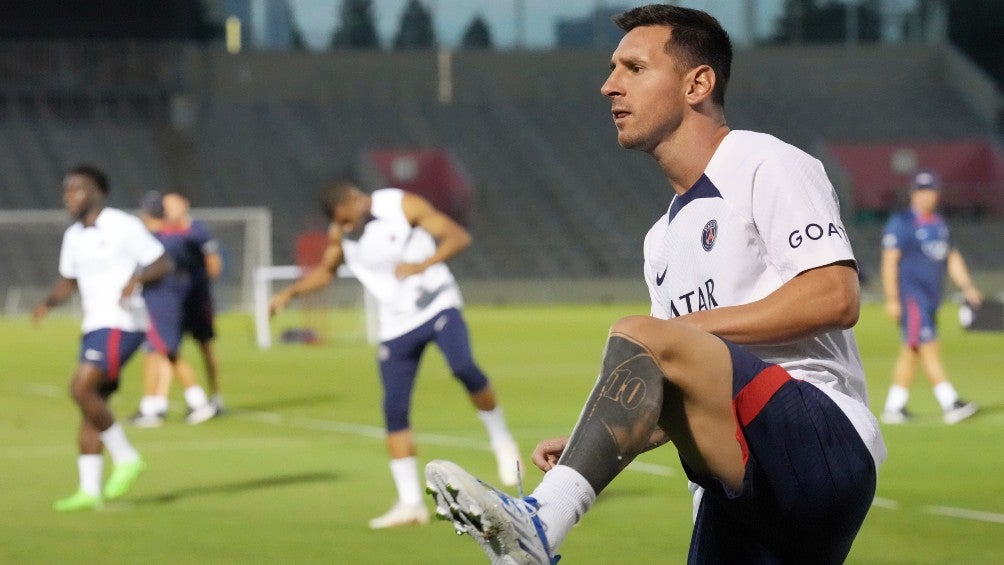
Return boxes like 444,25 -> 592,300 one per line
340,188 -> 463,341
58,207 -> 166,333
643,130 -> 886,466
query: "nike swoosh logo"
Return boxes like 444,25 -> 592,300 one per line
655,266 -> 667,286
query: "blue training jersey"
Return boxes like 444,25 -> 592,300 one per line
158,219 -> 217,284
882,209 -> 950,304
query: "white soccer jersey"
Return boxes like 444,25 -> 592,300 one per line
341,188 -> 463,341
58,207 -> 166,333
643,130 -> 885,465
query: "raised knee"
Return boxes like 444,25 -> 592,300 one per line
609,315 -> 657,338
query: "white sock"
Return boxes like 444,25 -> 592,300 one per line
389,456 -> 423,507
531,465 -> 596,554
100,423 -> 140,464
933,382 -> 959,410
139,395 -> 167,416
77,454 -> 103,497
477,407 -> 515,448
884,385 -> 910,413
184,386 -> 209,410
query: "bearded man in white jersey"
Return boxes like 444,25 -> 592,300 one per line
269,180 -> 522,529
424,5 -> 886,564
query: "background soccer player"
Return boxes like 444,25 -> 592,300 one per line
879,170 -> 980,424
33,164 -> 172,511
269,180 -> 522,529
130,191 -> 219,427
425,5 -> 885,563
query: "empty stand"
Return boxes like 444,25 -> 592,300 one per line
2,42 -> 1003,307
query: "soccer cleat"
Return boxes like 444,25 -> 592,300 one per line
880,407 -> 914,425
103,458 -> 146,500
53,489 -> 103,512
425,459 -> 557,565
185,403 -> 219,425
210,395 -> 226,415
943,400 -> 978,425
129,411 -> 166,428
367,502 -> 430,529
493,440 -> 524,488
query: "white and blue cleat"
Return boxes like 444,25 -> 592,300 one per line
425,459 -> 558,565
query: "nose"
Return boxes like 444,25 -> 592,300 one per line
600,72 -> 621,98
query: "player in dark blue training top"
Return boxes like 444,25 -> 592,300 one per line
132,192 -> 219,426
879,170 -> 981,425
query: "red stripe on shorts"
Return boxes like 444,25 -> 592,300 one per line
732,364 -> 792,464
107,329 -> 122,380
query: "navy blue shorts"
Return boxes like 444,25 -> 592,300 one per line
685,340 -> 876,564
900,293 -> 937,346
79,328 -> 146,394
182,281 -> 216,342
144,276 -> 189,358
378,308 -> 489,432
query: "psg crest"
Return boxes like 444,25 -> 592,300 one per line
701,219 -> 718,251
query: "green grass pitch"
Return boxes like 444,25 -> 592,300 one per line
2,302 -> 1002,563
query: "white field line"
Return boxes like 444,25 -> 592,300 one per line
925,506 -> 1004,524
15,384 -> 1004,525
236,410 -> 674,477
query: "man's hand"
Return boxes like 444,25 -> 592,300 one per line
532,436 -> 570,472
120,276 -> 140,306
269,291 -> 293,317
962,286 -> 983,309
394,262 -> 425,279
31,303 -> 49,327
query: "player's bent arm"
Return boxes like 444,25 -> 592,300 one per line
269,236 -> 344,315
679,261 -> 859,345
122,254 -> 174,300
947,248 -> 982,306
400,193 -> 471,273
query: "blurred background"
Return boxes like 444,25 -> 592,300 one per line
1,0 -> 1002,314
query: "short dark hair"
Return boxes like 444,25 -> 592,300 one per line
321,179 -> 359,219
140,190 -> 165,218
67,164 -> 110,194
613,4 -> 732,107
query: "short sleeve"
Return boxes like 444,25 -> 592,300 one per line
881,215 -> 904,250
191,220 -> 220,255
752,151 -> 856,280
122,214 -> 166,266
58,229 -> 76,279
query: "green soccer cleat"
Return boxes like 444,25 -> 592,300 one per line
53,490 -> 103,512
103,458 -> 146,500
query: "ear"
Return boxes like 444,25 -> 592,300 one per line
685,64 -> 716,105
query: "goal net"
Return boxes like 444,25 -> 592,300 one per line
0,206 -> 271,315
0,206 -> 376,348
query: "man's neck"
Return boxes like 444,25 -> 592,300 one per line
80,204 -> 104,227
653,121 -> 730,196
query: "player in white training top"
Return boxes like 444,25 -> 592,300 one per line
269,179 -> 521,529
424,5 -> 886,564
34,164 -> 172,512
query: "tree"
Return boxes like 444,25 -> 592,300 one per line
392,0 -> 435,50
770,0 -> 881,44
460,15 -> 493,50
331,0 -> 380,50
